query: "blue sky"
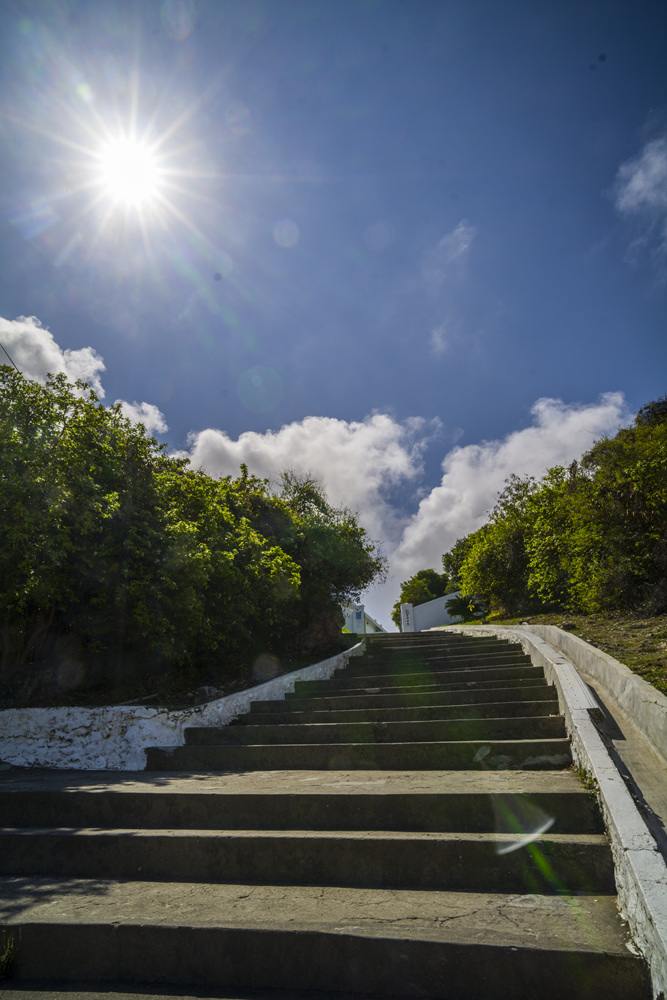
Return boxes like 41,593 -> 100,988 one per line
1,0 -> 666,629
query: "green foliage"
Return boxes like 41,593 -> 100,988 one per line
390,568 -> 455,629
0,928 -> 19,980
444,594 -> 487,622
441,537 -> 470,584
458,475 -> 539,614
443,396 -> 667,617
635,393 -> 667,428
0,368 -> 385,699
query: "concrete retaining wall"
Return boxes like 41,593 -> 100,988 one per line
0,643 -> 364,771
519,623 -> 667,762
444,623 -> 667,762
445,623 -> 667,997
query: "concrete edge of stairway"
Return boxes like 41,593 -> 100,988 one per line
446,623 -> 667,999
0,642 -> 366,771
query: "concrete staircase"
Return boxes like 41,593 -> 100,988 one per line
0,632 -> 650,998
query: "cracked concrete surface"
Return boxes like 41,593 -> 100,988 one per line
0,878 -> 635,952
0,632 -> 653,998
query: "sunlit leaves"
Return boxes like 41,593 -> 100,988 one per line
0,367 -> 385,689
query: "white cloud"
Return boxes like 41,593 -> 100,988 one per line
185,394 -> 632,632
430,317 -> 458,356
117,400 -> 168,435
615,136 -> 667,213
423,219 -> 477,294
0,315 -> 106,396
390,393 -> 631,584
184,413 -> 435,543
614,134 -> 667,269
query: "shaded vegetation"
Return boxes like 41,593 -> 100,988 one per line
0,367 -> 385,707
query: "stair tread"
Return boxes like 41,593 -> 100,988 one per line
0,767 -> 589,795
1,638 -> 649,995
0,828 -> 609,844
0,877 -> 633,954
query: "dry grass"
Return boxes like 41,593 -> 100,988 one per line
482,611 -> 667,697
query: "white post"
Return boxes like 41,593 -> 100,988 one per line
401,603 -> 415,632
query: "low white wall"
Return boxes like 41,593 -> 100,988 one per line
444,623 -> 667,762
401,592 -> 462,632
0,643 -> 364,771
444,622 -> 667,995
520,623 -> 667,762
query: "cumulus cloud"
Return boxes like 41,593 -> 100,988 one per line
614,134 -> 667,269
116,400 -> 169,435
391,393 -> 632,582
184,394 -> 632,630
185,413 -> 436,543
422,219 -> 477,294
0,315 -> 106,396
0,313 -> 168,436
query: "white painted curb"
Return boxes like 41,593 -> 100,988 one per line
0,642 -> 364,771
446,624 -> 667,998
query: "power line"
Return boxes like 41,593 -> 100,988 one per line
0,341 -> 20,372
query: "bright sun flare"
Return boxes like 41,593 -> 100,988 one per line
97,137 -> 163,208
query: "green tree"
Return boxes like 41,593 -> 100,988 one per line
0,367 -> 174,684
459,475 -> 538,614
441,538 -> 470,586
390,568 -> 455,629
0,368 -> 386,702
275,471 -> 386,650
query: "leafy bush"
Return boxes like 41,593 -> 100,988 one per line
0,367 -> 385,702
444,594 -> 487,622
441,398 -> 667,617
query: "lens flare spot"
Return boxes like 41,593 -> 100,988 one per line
273,218 -> 299,248
252,653 -> 281,683
161,0 -> 196,41
214,251 -> 233,279
76,82 -> 94,105
237,365 -> 284,413
225,102 -> 252,135
492,793 -> 556,855
56,658 -> 85,691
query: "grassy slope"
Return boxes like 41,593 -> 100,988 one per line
472,611 -> 667,698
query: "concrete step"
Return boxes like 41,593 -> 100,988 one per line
240,698 -> 561,726
0,829 -> 614,893
2,639 -> 649,996
359,648 -> 528,665
0,878 -> 647,999
185,715 -> 567,746
276,678 -> 549,711
0,985 -> 442,1000
299,662 -> 541,692
365,638 -> 523,653
289,664 -> 546,696
342,650 -> 532,672
146,738 -> 572,771
249,678 -> 558,716
0,770 -> 603,833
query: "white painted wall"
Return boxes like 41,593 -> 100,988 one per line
342,603 -> 386,634
0,643 -> 364,771
401,592 -> 462,632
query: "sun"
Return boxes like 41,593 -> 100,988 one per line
96,137 -> 164,208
